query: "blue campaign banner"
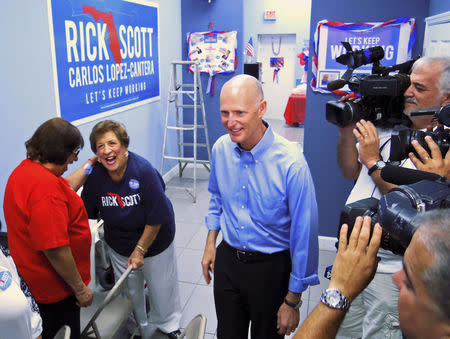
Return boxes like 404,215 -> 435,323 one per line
47,0 -> 160,124
326,26 -> 400,70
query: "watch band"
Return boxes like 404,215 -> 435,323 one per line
284,298 -> 302,310
320,288 -> 350,310
368,160 -> 386,176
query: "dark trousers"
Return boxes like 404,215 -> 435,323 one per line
37,295 -> 80,339
214,241 -> 291,339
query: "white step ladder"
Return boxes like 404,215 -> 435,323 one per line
161,61 -> 211,203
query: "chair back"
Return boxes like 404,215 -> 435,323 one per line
81,265 -> 139,338
53,325 -> 71,339
179,314 -> 207,339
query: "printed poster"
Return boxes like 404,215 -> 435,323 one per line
47,0 -> 160,124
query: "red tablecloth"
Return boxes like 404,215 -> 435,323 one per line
284,93 -> 306,125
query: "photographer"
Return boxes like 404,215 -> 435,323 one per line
336,56 -> 450,338
295,209 -> 450,339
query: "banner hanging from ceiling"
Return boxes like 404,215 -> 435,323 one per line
311,17 -> 416,94
47,0 -> 160,125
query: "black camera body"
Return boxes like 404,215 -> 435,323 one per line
389,104 -> 450,161
339,172 -> 450,255
325,43 -> 415,128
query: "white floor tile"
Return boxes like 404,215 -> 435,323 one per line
180,284 -> 217,335
178,281 -> 197,312
176,248 -> 204,284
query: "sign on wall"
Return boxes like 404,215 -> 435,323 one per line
47,0 -> 160,125
311,17 -> 416,93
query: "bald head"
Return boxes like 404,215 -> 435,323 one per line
221,74 -> 264,106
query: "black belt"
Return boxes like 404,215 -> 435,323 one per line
222,241 -> 289,263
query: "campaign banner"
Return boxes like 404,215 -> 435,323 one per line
311,17 -> 416,94
47,0 -> 160,125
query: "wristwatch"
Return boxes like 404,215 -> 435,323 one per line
368,160 -> 386,175
320,288 -> 350,310
284,298 -> 303,310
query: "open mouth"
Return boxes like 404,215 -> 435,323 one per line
104,155 -> 117,166
229,128 -> 243,135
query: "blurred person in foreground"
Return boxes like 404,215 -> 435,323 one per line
295,209 -> 450,339
3,118 -> 93,339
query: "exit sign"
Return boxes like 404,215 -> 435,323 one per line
264,10 -> 276,21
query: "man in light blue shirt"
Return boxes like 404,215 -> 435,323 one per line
201,74 -> 319,339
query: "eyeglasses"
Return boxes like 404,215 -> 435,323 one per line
73,148 -> 80,157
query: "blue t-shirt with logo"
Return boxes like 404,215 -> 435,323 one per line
82,152 -> 175,257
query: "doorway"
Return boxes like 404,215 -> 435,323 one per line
257,33 -> 297,120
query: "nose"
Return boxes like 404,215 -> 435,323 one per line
404,84 -> 414,98
103,144 -> 112,154
227,113 -> 237,128
392,269 -> 404,289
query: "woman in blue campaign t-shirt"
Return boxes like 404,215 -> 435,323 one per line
81,120 -> 181,338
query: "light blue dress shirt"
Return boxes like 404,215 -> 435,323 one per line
206,125 -> 320,293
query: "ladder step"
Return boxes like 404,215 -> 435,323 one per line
167,126 -> 194,131
179,143 -> 208,147
162,156 -> 210,163
167,124 -> 206,130
176,104 -> 201,108
171,61 -> 199,65
170,90 -> 195,95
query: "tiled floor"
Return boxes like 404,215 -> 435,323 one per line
84,120 -> 342,338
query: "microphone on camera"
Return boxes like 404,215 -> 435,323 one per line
327,79 -> 348,91
381,165 -> 442,185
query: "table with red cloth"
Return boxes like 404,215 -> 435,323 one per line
284,93 -> 306,125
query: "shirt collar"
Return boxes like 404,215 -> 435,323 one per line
233,121 -> 274,159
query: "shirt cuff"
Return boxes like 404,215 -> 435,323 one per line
205,214 -> 221,231
289,273 -> 320,293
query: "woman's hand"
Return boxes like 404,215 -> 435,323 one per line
74,284 -> 93,307
127,249 -> 145,270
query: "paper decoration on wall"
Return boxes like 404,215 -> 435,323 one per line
311,17 -> 416,94
270,57 -> 284,84
297,48 -> 309,83
187,31 -> 237,95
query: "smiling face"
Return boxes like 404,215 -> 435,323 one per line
403,60 -> 447,129
392,235 -> 444,339
95,130 -> 128,180
220,76 -> 267,150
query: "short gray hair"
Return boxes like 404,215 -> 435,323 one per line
411,57 -> 450,97
413,209 -> 450,319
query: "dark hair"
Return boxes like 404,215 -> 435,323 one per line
89,120 -> 130,153
25,118 -> 84,165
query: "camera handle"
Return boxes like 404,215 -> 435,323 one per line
390,186 -> 426,212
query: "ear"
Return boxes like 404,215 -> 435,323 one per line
440,92 -> 450,107
258,100 -> 267,118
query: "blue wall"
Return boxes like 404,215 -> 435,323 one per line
429,0 -> 450,16
0,0 -> 182,229
304,0 -> 430,237
181,0 -> 244,159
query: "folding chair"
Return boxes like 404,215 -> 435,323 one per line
53,325 -> 70,339
81,266 -> 144,338
179,314 -> 207,339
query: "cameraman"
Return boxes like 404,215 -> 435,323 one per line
337,56 -> 450,338
295,209 -> 450,339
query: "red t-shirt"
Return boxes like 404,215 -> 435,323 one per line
3,159 -> 91,303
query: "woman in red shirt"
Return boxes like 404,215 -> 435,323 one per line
3,118 -> 93,339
